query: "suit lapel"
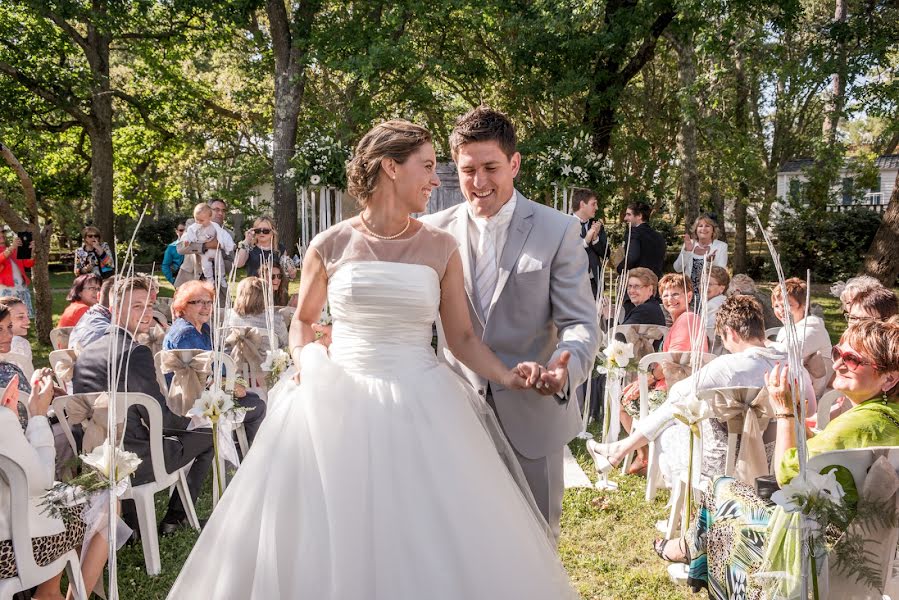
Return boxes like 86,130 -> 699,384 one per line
449,206 -> 485,326
489,193 -> 534,313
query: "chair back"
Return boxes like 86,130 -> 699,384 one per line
222,326 -> 268,391
616,324 -> 669,363
807,446 -> 899,493
696,386 -> 769,482
49,348 -> 80,390
154,297 -> 173,322
0,452 -> 43,583
155,349 -> 213,416
0,353 -> 31,379
636,351 -> 716,419
49,326 -> 74,350
815,389 -> 844,431
277,306 -> 294,331
137,323 -> 166,359
765,326 -> 783,341
52,393 -> 127,455
154,349 -> 236,399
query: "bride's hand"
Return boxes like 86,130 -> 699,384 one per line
513,362 -> 543,388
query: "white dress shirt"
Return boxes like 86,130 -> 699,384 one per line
466,192 -> 518,279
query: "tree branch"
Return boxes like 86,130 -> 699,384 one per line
0,59 -> 92,126
0,143 -> 36,231
110,89 -> 174,138
619,6 -> 677,83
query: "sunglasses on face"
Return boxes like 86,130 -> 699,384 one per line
253,228 -> 273,235
177,228 -> 185,233
85,234 -> 99,239
270,274 -> 283,279
831,345 -> 880,371
187,299 -> 214,307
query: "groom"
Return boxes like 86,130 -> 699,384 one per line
422,107 -> 599,541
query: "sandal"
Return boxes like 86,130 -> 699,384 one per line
586,440 -> 614,474
652,538 -> 689,564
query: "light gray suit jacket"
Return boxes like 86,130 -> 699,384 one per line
421,192 -> 599,459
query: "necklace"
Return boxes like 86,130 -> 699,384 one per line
360,214 -> 411,240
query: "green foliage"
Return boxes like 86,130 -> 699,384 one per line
772,208 -> 882,282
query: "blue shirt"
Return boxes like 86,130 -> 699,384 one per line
68,304 -> 112,350
161,241 -> 184,285
162,318 -> 213,387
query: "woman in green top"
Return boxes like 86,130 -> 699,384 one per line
654,317 -> 899,599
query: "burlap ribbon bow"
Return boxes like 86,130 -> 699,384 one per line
701,386 -> 773,485
804,351 -> 828,379
225,327 -> 265,374
52,349 -> 79,386
618,325 -> 667,361
137,325 -> 166,358
158,350 -> 214,416
65,393 -> 120,454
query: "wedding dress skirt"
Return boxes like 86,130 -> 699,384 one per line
167,261 -> 577,599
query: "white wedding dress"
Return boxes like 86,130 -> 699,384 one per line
167,221 -> 578,599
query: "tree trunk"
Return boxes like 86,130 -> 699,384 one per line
86,1 -> 115,244
822,0 -> 847,144
670,28 -> 700,226
710,181 -> 727,244
732,45 -> 750,274
862,170 -> 899,286
0,143 -> 54,344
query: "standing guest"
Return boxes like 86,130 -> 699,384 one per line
68,276 -> 117,350
225,277 -> 289,348
235,216 -> 298,280
728,273 -> 780,329
180,203 -> 235,283
161,221 -> 186,285
72,277 -> 214,536
0,296 -> 33,377
770,277 -> 833,397
259,263 -> 290,307
0,226 -> 35,317
175,198 -> 235,288
704,266 -> 730,345
163,280 -> 266,445
673,214 -> 728,310
73,225 -> 115,280
616,200 -> 666,278
58,274 -> 101,328
572,188 -> 607,298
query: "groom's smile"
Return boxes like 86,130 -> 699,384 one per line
455,140 -> 520,218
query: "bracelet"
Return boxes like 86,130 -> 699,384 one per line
775,412 -> 795,419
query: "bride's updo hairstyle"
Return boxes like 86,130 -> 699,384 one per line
346,120 -> 432,206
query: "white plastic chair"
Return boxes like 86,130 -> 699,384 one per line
765,326 -> 783,341
0,353 -> 32,379
276,306 -> 294,331
48,348 -> 80,393
639,351 -> 716,502
0,453 -> 88,600
814,389 -> 844,432
222,326 -> 269,400
49,327 -> 74,351
154,297 -> 173,322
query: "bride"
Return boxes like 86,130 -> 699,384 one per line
166,120 -> 578,599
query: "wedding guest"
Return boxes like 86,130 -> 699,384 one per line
0,295 -> 34,377
770,277 -> 833,397
616,201 -> 666,278
259,262 -> 290,307
844,285 -> 898,323
58,274 -> 101,328
0,304 -> 33,397
673,214 -> 728,309
728,273 -> 779,329
0,227 -> 35,317
836,274 -> 883,313
225,277 -> 289,348
161,221 -> 186,285
235,216 -> 298,280
612,267 -> 666,329
68,276 -> 116,350
0,368 -> 110,600
175,199 -> 235,290
572,187 -> 607,298
164,280 -> 266,445
655,317 -> 899,599
588,295 -> 815,487
72,277 -> 214,536
705,266 -> 730,347
73,225 -> 114,279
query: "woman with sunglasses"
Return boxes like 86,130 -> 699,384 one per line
74,225 -> 115,280
258,263 -> 289,307
654,317 -> 899,599
235,216 -> 298,280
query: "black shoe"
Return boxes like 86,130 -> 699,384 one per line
159,517 -> 208,536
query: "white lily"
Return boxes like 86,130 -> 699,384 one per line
771,470 -> 846,514
261,348 -> 291,373
671,393 -> 712,426
187,388 -> 234,424
80,441 -> 141,483
605,340 -> 634,369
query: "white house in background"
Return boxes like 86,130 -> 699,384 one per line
776,154 -> 898,213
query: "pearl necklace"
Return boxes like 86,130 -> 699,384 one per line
360,214 -> 411,240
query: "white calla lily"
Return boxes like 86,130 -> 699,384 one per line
80,441 -> 141,483
771,470 -> 846,514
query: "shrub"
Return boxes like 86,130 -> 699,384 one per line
771,208 -> 881,282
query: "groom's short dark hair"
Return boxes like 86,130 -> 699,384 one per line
450,106 -> 517,159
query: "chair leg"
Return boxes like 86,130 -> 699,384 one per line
132,489 -> 162,576
236,424 -> 249,459
177,470 -> 201,531
665,476 -> 686,539
65,554 -> 88,600
645,441 -> 660,502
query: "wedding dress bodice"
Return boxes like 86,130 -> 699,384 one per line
328,261 -> 440,376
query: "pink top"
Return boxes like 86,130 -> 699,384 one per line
663,311 -> 708,353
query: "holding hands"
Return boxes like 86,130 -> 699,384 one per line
505,351 -> 571,395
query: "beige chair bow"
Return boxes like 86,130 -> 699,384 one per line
224,327 -> 265,375
700,386 -> 773,485
158,350 -> 214,416
617,325 -> 668,361
803,351 -> 828,380
49,348 -> 80,390
63,393 -> 124,453
138,324 -> 166,358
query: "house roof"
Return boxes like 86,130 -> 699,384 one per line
780,154 -> 899,173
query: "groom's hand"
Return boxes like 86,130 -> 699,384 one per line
514,362 -> 543,388
536,351 -> 570,396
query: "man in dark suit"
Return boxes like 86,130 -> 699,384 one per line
572,188 -> 607,298
72,276 -> 214,535
615,200 -> 666,278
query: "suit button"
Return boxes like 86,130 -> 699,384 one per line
478,389 -> 486,396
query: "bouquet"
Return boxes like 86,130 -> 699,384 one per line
261,348 -> 292,387
187,387 -> 253,495
595,340 -> 635,378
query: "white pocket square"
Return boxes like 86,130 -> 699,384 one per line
516,255 -> 544,274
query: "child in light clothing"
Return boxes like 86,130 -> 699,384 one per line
181,203 -> 235,281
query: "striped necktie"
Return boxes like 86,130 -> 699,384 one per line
475,219 -> 498,316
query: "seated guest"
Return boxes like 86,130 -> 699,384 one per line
1,369 -> 109,600
0,295 -> 34,377
609,267 -> 666,330
704,266 -> 729,346
836,274 -> 883,313
770,277 -> 833,397
259,263 -> 290,307
72,276 -> 215,535
728,273 -> 779,329
844,285 -> 898,323
58,274 -> 101,328
163,280 -> 266,445
225,277 -> 289,348
588,295 -> 815,487
68,276 -> 117,350
673,214 -> 728,310
655,317 -> 899,599
0,304 -> 34,398
618,273 -> 709,475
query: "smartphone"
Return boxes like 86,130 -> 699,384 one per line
16,231 -> 32,260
